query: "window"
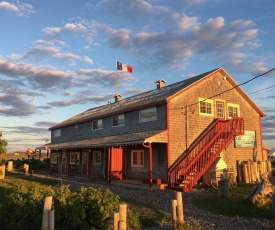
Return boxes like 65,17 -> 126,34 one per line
131,150 -> 144,167
51,153 -> 57,163
93,151 -> 101,165
139,107 -> 157,123
92,119 -> 103,130
70,152 -> 80,164
199,98 -> 214,116
227,103 -> 240,118
53,129 -> 61,137
112,114 -> 125,127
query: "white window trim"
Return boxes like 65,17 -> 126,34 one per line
227,103 -> 240,118
139,107 -> 157,123
199,98 -> 214,117
131,150 -> 144,167
93,151 -> 101,165
92,119 -> 103,130
112,114 -> 125,127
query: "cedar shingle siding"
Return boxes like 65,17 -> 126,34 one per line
47,67 -> 266,186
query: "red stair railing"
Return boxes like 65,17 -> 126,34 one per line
168,117 -> 244,192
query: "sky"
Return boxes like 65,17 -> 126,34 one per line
0,0 -> 274,154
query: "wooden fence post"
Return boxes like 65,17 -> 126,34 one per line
176,192 -> 184,223
247,161 -> 251,183
171,200 -> 177,228
113,212 -> 119,230
49,210 -> 55,230
42,196 -> 54,230
242,161 -> 249,183
119,203 -> 127,230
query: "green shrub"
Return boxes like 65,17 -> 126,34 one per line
0,184 -> 120,230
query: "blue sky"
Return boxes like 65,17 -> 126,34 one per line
0,0 -> 274,153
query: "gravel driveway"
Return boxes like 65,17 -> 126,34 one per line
33,174 -> 272,230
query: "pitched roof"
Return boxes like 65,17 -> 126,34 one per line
50,67 -> 265,130
50,68 -> 218,130
47,130 -> 167,149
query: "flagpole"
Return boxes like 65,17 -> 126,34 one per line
115,56 -> 118,96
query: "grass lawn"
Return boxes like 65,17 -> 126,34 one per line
192,184 -> 273,219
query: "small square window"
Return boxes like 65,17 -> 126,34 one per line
92,119 -> 103,130
112,114 -> 125,127
228,103 -> 240,118
131,150 -> 144,167
199,98 -> 213,116
70,152 -> 80,164
93,151 -> 101,165
53,129 -> 61,137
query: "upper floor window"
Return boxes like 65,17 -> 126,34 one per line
53,129 -> 61,137
131,150 -> 144,167
199,98 -> 214,116
112,114 -> 125,127
92,119 -> 103,130
93,151 -> 101,165
228,103 -> 240,118
139,107 -> 157,123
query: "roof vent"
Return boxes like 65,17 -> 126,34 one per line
114,94 -> 122,102
155,79 -> 166,89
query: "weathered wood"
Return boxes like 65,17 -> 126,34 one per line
236,160 -> 242,183
42,196 -> 52,230
171,200 -> 177,229
247,161 -> 251,183
218,179 -> 230,198
49,210 -> 55,230
113,212 -> 119,230
251,161 -> 256,183
176,192 -> 184,223
242,162 -> 249,183
267,160 -> 272,174
119,203 -> 127,230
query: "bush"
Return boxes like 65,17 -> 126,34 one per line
0,184 -> 120,230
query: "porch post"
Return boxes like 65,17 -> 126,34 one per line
149,145 -> 152,186
46,147 -> 49,174
56,154 -> 59,173
108,147 -> 111,183
143,143 -> 152,186
88,150 -> 91,179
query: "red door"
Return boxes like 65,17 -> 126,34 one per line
216,101 -> 225,119
111,147 -> 123,180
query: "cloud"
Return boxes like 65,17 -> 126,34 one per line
0,1 -> 34,17
0,94 -> 36,117
0,59 -> 74,90
82,56 -> 94,64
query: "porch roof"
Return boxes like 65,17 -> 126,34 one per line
46,130 -> 167,150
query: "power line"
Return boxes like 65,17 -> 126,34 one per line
187,67 -> 275,107
247,84 -> 275,96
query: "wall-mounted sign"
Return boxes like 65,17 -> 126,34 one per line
235,130 -> 256,148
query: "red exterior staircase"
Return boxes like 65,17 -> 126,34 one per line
168,117 -> 244,192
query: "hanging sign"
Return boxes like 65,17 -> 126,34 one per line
235,130 -> 256,148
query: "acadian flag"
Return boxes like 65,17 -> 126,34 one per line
26,148 -> 36,156
116,61 -> 133,73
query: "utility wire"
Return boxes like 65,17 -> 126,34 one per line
247,84 -> 275,96
187,67 -> 275,107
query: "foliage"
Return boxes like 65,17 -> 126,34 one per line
0,132 -> 8,155
0,183 -> 120,230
